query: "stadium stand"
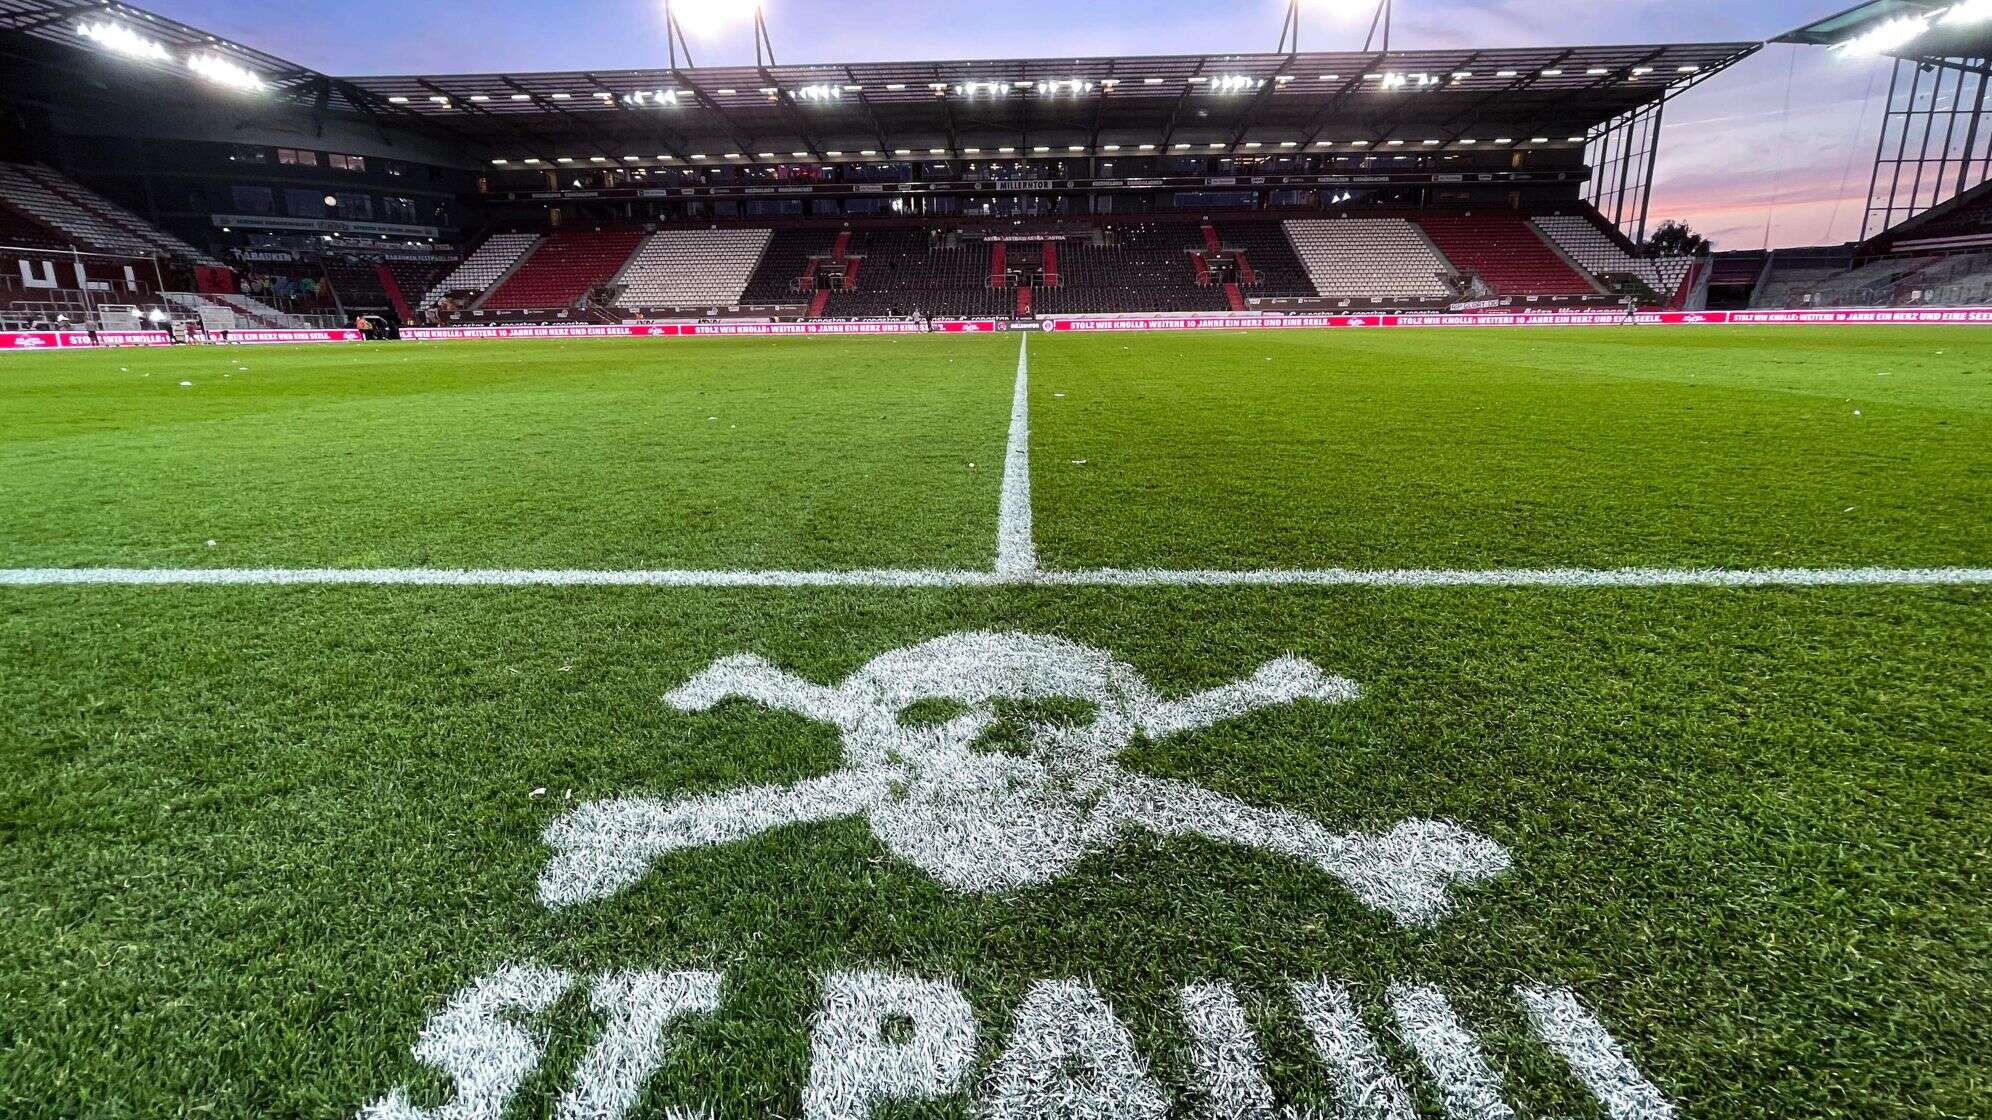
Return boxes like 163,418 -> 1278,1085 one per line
1034,222 -> 1225,315
740,229 -> 841,304
1283,219 -> 1457,300
320,257 -> 390,311
1416,215 -> 1600,297
0,201 -> 69,250
15,164 -> 222,265
1747,248 -> 1859,309
481,229 -> 644,311
0,163 -> 159,259
0,163 -> 220,264
818,229 -> 1008,319
421,233 -> 540,308
1530,214 -> 1695,304
1213,219 -> 1314,299
614,228 -> 773,310
1766,254 -> 1944,309
162,290 -> 315,329
1896,252 -> 1992,305
383,260 -> 454,316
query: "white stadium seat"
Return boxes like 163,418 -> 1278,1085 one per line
1283,219 -> 1456,300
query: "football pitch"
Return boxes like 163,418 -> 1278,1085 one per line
2,327 -> 1987,1119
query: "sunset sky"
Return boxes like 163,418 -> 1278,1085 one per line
142,0 -> 1895,250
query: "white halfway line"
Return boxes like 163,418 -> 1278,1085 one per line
6,335 -> 1989,593
0,567 -> 1987,588
996,335 -> 1037,577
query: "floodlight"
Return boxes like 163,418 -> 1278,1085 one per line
1941,0 -> 1992,25
669,0 -> 760,36
1839,12 -> 1929,54
77,21 -> 171,62
187,54 -> 266,92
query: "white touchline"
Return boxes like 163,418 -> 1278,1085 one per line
2,566 -> 1988,588
996,335 -> 1037,577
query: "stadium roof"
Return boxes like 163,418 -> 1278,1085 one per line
1775,1 -> 1992,60
1,0 -> 1760,165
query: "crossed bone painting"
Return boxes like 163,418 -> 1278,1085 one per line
539,632 -> 1511,924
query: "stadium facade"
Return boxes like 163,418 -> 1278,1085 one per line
1,0 -> 1990,332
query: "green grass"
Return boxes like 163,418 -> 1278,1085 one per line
1031,327 -> 1992,570
1,328 -> 1988,1119
0,337 -> 1014,570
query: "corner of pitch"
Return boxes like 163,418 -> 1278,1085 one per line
537,631 -> 1513,926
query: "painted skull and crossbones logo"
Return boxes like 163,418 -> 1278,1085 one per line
540,633 -> 1509,924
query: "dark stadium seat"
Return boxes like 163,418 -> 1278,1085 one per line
1033,222 -> 1227,315
819,229 -> 1009,319
741,229 -> 843,304
1212,219 -> 1314,299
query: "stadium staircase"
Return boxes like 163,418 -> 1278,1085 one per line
990,242 -> 1007,288
375,263 -> 414,321
480,229 -> 644,311
1042,242 -> 1060,287
1223,282 -> 1247,312
612,228 -> 773,310
422,233 -> 540,308
1191,253 -> 1212,285
1283,219 -> 1455,300
1415,215 -> 1600,297
807,290 -> 831,318
1201,224 -> 1223,255
1016,287 -> 1032,318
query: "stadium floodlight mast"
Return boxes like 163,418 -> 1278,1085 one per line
664,0 -> 778,67
1280,0 -> 1394,54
